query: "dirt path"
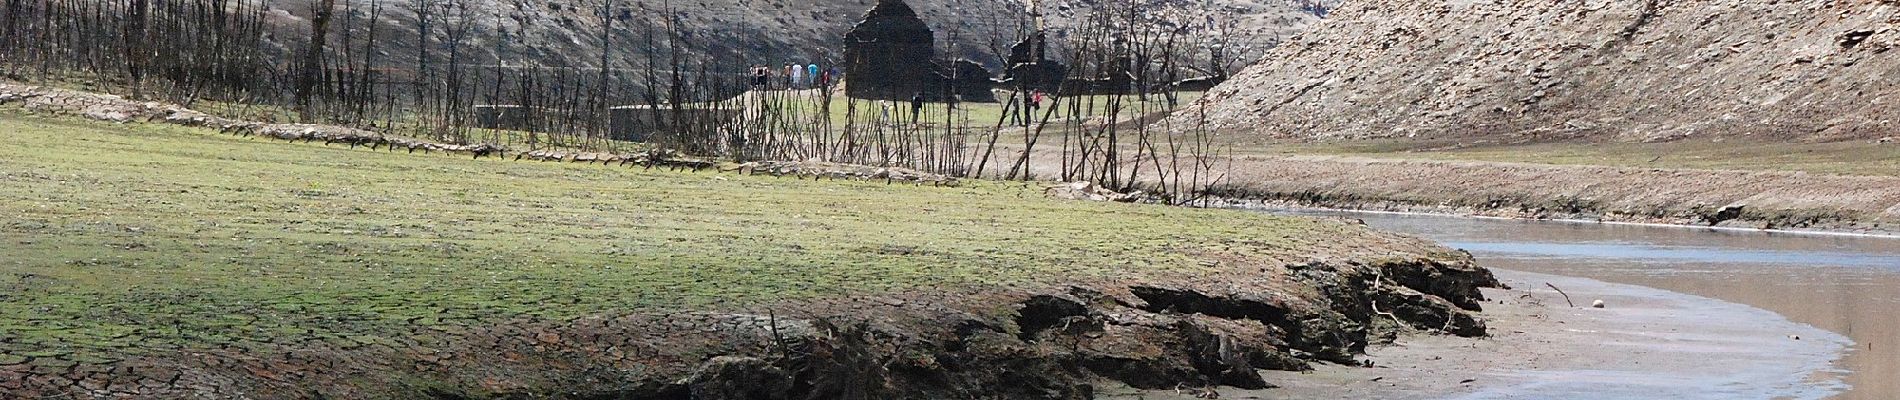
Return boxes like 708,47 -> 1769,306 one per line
1102,269 -> 1850,399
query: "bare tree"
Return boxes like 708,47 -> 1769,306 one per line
296,0 -> 337,121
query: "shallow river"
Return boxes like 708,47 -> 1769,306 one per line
1273,209 -> 1900,399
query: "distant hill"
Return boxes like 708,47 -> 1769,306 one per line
255,0 -> 1332,80
1190,0 -> 1900,143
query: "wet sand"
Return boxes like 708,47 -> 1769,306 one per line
1102,269 -> 1848,399
1307,211 -> 1900,399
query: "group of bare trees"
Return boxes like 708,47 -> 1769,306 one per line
0,0 -> 730,151
0,0 -> 273,104
1,0 -> 1251,202
958,0 -> 1241,203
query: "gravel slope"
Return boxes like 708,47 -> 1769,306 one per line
1192,0 -> 1900,142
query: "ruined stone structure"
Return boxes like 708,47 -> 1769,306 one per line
842,0 -> 937,100
1061,55 -> 1136,95
609,105 -> 742,142
1002,33 -> 1067,93
934,59 -> 997,102
473,105 -> 537,131
841,0 -> 1000,102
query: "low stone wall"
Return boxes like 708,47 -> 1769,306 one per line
608,106 -> 743,142
473,105 -> 538,131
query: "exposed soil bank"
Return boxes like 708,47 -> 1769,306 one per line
1202,155 -> 1900,236
1102,269 -> 1850,399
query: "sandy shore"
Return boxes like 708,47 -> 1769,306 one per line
1103,269 -> 1850,399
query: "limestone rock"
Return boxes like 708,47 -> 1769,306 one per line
1044,181 -> 1137,202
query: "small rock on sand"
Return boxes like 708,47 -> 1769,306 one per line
1591,299 -> 1605,308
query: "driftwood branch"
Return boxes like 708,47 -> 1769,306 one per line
1545,282 -> 1575,307
1369,300 -> 1404,326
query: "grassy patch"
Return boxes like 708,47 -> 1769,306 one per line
0,111 -> 1346,365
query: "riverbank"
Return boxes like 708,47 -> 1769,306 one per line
1199,154 -> 1900,236
1104,269 -> 1850,399
972,136 -> 1897,236
0,113 -> 1503,398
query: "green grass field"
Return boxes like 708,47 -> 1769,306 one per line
0,111 -> 1347,369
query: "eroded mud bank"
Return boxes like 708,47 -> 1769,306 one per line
1,258 -> 1498,399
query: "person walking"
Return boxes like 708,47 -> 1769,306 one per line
910,92 -> 925,125
1009,93 -> 1022,126
790,64 -> 805,89
806,63 -> 819,87
784,64 -> 797,89
1021,90 -> 1039,127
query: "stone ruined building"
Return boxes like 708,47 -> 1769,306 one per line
842,0 -> 997,102
1002,32 -> 1067,93
1061,55 -> 1138,95
936,59 -> 998,102
608,105 -> 743,143
843,0 -> 939,100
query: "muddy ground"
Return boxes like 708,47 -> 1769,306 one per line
1203,154 -> 1900,235
982,141 -> 1900,236
1102,269 -> 1850,400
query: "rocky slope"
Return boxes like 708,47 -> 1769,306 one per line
1193,0 -> 1900,143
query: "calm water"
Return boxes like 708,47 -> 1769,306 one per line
1269,209 -> 1900,399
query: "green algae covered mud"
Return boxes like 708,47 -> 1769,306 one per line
0,113 -> 1500,398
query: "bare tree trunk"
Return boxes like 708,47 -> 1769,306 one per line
296,0 -> 335,122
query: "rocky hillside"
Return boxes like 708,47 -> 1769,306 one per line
1193,0 -> 1900,143
261,0 -> 1333,77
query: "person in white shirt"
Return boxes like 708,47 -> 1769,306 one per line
790,64 -> 805,89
